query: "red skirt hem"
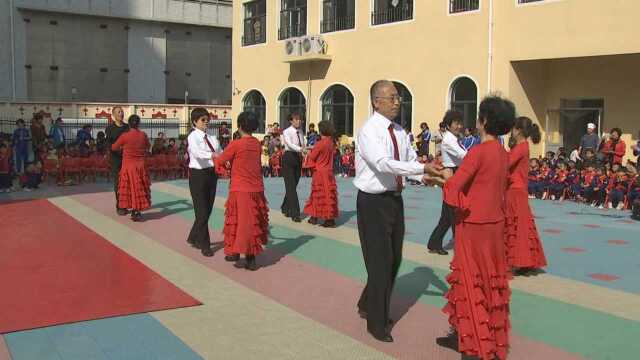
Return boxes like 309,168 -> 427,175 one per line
117,162 -> 151,211
443,221 -> 511,360
223,191 -> 269,256
505,188 -> 547,269
303,170 -> 338,220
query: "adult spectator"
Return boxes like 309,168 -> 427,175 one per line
432,122 -> 446,155
417,122 -> 431,157
219,122 -> 231,149
30,114 -> 47,150
75,125 -> 93,151
600,128 -> 626,165
632,129 -> 640,169
579,123 -> 600,157
49,117 -> 66,149
12,119 -> 31,174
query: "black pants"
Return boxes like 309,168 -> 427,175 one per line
187,168 -> 218,249
280,151 -> 302,217
356,190 -> 404,336
427,167 -> 457,250
427,201 -> 456,250
110,156 -> 123,210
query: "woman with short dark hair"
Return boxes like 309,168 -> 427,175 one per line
437,95 -> 515,360
600,127 -> 626,166
111,115 -> 151,221
214,111 -> 269,271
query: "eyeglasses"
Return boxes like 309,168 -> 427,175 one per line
376,95 -> 403,102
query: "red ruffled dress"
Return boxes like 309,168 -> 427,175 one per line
442,140 -> 512,360
303,136 -> 339,220
214,136 -> 269,256
505,142 -> 547,269
111,129 -> 151,211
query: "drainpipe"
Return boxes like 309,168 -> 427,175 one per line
487,0 -> 494,93
9,0 -> 17,101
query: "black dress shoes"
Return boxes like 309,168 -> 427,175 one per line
117,208 -> 129,216
358,309 -> 394,325
321,219 -> 336,228
201,248 -> 213,257
130,211 -> 143,222
307,217 -> 318,225
428,248 -> 449,255
245,255 -> 258,271
369,330 -> 394,343
292,216 -> 302,223
436,330 -> 459,351
225,254 -> 240,262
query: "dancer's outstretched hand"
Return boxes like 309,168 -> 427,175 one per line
424,163 -> 444,176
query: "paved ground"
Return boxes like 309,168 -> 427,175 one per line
1,177 -> 638,360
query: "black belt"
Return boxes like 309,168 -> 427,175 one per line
360,190 -> 402,197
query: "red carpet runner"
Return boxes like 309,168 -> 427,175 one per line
0,199 -> 200,333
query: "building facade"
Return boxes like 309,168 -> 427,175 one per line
1,0 -> 233,105
232,0 -> 640,158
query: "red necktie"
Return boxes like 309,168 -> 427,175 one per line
204,133 -> 215,152
387,124 -> 403,193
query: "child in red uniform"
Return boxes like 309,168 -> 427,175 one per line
505,117 -> 547,276
270,146 -> 283,177
304,120 -> 339,227
214,112 -> 269,271
111,115 -> 151,221
438,96 -> 514,360
340,148 -> 350,177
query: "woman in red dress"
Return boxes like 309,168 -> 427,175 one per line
111,115 -> 151,222
214,112 -> 269,271
304,120 -> 339,227
506,117 -> 547,275
437,96 -> 515,360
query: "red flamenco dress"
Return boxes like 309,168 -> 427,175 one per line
442,140 -> 512,360
111,129 -> 151,211
303,136 -> 339,221
214,136 -> 269,256
505,142 -> 547,270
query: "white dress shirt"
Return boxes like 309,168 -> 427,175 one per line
187,127 -> 222,169
440,130 -> 467,168
353,112 -> 425,194
282,126 -> 305,152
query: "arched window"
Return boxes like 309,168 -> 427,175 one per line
279,87 -> 306,131
393,81 -> 412,130
450,77 -> 478,130
321,84 -> 354,136
242,90 -> 266,133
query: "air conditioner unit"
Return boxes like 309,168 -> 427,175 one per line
284,38 -> 301,57
300,35 -> 326,56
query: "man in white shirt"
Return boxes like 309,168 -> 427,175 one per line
354,80 -> 445,343
280,112 -> 305,222
427,110 -> 467,255
186,108 -> 222,257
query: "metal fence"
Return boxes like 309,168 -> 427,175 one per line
0,118 -> 231,144
371,4 -> 413,26
449,0 -> 480,14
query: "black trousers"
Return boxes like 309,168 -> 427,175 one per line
280,151 -> 302,217
427,167 -> 457,250
110,156 -> 123,210
427,202 -> 456,250
187,168 -> 218,249
356,190 -> 404,336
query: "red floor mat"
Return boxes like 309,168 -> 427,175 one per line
0,199 -> 201,333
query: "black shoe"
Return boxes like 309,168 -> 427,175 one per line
436,331 -> 459,351
292,216 -> 302,223
308,217 -> 318,225
117,208 -> 128,216
225,254 -> 240,262
233,260 -> 245,269
131,211 -> 143,222
245,255 -> 258,271
187,240 -> 200,249
281,210 -> 290,218
201,248 -> 214,257
321,219 -> 336,228
428,248 -> 449,255
368,330 -> 393,343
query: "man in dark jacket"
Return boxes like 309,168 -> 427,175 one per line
105,106 -> 130,215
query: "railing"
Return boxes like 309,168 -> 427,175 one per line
518,0 -> 545,3
320,15 -> 355,33
449,0 -> 480,14
371,5 -> 413,26
242,15 -> 266,46
0,118 -> 231,144
278,23 -> 306,40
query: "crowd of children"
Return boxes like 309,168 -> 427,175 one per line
527,148 -> 639,211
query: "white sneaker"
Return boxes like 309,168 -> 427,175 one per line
616,203 -> 624,210
23,187 -> 33,192
550,195 -> 556,201
590,202 -> 596,207
607,202 -> 613,209
598,205 -> 604,209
